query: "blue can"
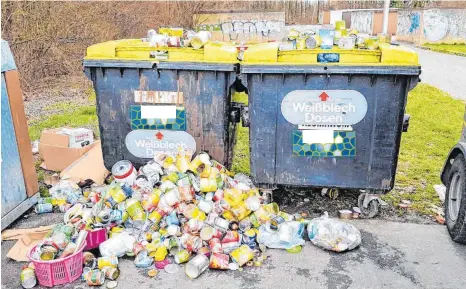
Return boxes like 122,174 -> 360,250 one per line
166,211 -> 180,226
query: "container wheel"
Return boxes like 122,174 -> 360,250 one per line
445,155 -> 466,244
358,192 -> 379,218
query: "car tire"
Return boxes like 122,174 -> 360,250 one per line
445,155 -> 466,244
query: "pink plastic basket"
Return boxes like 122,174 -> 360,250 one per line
27,242 -> 86,287
84,228 -> 107,250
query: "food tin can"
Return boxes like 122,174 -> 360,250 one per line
85,269 -> 105,286
180,233 -> 202,252
98,256 -> 118,269
38,197 -> 53,204
200,226 -> 222,241
101,266 -> 120,280
125,198 -> 146,226
178,185 -> 194,202
174,249 -> 190,264
208,238 -> 222,254
230,245 -> 254,267
184,218 -> 204,234
209,253 -> 229,270
213,189 -> 224,201
83,251 -> 96,265
213,217 -> 230,232
185,253 -> 209,278
35,203 -> 53,214
112,160 -> 137,186
164,188 -> 181,206
198,199 -> 213,214
197,246 -> 211,258
20,266 -> 36,289
242,229 -> 257,248
200,178 -> 217,193
141,192 -> 160,211
187,152 -> 211,175
148,208 -> 165,224
221,231 -> 241,254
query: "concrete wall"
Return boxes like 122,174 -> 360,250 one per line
350,11 -> 373,34
321,8 -> 465,44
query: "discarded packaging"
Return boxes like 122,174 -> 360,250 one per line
307,213 -> 361,252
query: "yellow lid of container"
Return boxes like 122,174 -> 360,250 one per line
85,39 -> 239,63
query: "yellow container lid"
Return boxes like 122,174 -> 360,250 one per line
242,42 -> 419,66
85,39 -> 238,63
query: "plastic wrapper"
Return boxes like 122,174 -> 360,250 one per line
307,213 -> 361,252
257,221 -> 305,249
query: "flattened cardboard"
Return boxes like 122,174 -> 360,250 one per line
39,135 -> 98,172
6,233 -> 49,261
60,141 -> 109,185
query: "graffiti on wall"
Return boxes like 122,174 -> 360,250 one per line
350,11 -> 373,34
397,11 -> 421,36
195,12 -> 285,41
397,9 -> 466,43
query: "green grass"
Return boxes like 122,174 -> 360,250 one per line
422,43 -> 466,56
28,105 -> 99,141
30,83 -> 463,216
231,91 -> 250,175
382,84 -> 464,214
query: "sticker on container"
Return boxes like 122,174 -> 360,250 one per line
134,91 -> 184,104
126,129 -> 196,158
130,105 -> 186,131
141,105 -> 177,119
281,90 -> 367,126
292,130 -> 356,157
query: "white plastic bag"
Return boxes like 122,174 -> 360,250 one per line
307,212 -> 361,252
257,221 -> 305,249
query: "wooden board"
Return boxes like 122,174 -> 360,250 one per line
4,70 -> 39,197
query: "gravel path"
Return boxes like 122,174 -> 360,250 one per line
410,45 -> 466,101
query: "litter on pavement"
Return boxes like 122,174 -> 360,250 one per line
22,148 -> 362,288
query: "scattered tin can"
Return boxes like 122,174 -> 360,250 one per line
174,249 -> 190,264
185,253 -> 209,278
85,269 -> 105,286
230,245 -> 254,267
98,256 -> 118,269
209,253 -> 229,270
20,265 -> 36,289
35,203 -> 53,214
101,266 -> 120,280
208,238 -> 222,254
112,160 -> 137,186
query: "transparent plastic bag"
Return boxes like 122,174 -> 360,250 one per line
307,212 -> 361,252
257,221 -> 305,249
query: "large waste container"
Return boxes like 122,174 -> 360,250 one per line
84,40 -> 239,170
241,43 -> 420,198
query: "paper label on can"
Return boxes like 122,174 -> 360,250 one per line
281,90 -> 368,126
126,129 -> 196,159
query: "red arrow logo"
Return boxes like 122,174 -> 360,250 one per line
155,132 -> 164,140
319,92 -> 329,101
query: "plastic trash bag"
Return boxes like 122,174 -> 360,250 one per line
307,212 -> 361,252
257,221 -> 305,249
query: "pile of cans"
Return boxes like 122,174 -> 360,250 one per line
25,150 -> 308,287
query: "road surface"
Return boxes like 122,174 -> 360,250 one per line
2,213 -> 466,289
412,46 -> 466,101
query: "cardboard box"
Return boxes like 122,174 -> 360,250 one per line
39,128 -> 96,172
60,141 -> 109,185
60,128 -> 94,148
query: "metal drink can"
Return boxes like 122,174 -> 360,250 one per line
185,253 -> 209,279
209,253 -> 229,270
208,238 -> 222,254
35,203 -> 53,214
98,256 -> 118,269
20,267 -> 36,289
174,249 -> 190,264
